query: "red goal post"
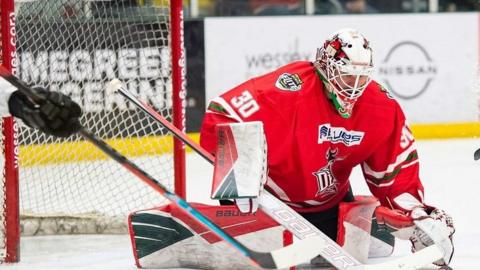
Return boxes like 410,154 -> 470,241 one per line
0,0 -> 186,263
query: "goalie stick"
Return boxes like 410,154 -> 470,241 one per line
0,66 -> 324,270
109,78 -> 444,270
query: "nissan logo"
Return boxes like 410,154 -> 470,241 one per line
378,41 -> 437,99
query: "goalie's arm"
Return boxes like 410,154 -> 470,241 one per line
360,103 -> 424,212
360,102 -> 454,267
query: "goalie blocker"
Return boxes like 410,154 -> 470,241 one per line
210,122 -> 267,213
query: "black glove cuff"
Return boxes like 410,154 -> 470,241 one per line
8,90 -> 29,119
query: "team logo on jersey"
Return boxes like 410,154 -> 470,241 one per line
275,73 -> 303,91
313,148 -> 341,198
318,124 -> 364,146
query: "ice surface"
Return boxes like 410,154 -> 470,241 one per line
3,138 -> 479,269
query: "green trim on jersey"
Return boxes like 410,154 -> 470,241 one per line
208,101 -> 228,115
367,151 -> 419,185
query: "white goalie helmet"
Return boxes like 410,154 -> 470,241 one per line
314,28 -> 374,118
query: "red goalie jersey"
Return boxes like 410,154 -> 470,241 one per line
200,61 -> 424,213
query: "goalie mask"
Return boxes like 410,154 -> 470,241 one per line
314,28 -> 374,118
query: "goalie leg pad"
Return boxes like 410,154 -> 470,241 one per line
369,215 -> 395,258
337,195 -> 380,263
128,203 -> 284,269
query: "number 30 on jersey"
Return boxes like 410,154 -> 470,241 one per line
230,90 -> 259,118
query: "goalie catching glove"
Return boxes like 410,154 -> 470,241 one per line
8,87 -> 82,137
210,122 -> 267,213
375,204 -> 455,267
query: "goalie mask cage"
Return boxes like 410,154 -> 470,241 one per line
0,0 -> 186,263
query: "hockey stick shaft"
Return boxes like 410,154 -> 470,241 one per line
0,66 -> 320,269
111,79 -> 445,270
112,79 -> 215,165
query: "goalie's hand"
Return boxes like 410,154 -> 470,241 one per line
8,87 -> 82,137
410,207 -> 455,267
375,206 -> 455,267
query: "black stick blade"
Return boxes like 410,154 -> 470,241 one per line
475,148 -> 480,161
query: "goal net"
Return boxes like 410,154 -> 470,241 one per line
0,0 -> 186,263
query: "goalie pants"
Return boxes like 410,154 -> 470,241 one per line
299,187 -> 354,241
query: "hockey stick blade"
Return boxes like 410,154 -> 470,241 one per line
0,68 -> 318,270
109,78 -> 444,270
474,148 -> 480,160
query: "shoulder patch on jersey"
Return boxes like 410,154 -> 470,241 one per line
275,73 -> 303,91
378,83 -> 395,99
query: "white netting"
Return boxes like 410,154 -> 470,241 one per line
7,0 -> 178,235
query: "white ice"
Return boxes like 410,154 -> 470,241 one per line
3,138 -> 479,269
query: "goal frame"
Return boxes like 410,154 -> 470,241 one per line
0,0 -> 186,263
